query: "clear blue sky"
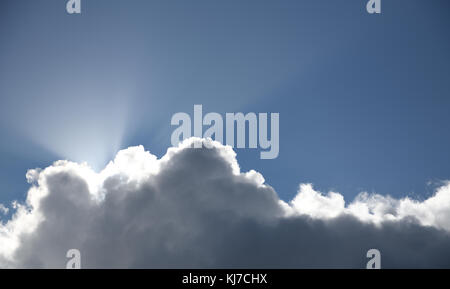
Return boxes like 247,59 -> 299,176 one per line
0,0 -> 449,211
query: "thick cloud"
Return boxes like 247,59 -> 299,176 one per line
1,138 -> 450,268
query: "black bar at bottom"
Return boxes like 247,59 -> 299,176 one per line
0,269 -> 444,288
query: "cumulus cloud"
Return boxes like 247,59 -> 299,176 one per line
287,182 -> 450,232
1,138 -> 450,268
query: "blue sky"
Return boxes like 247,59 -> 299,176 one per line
0,0 -> 449,211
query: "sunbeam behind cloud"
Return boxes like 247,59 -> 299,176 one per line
0,71 -> 133,170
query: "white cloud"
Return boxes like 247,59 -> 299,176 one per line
1,138 -> 450,268
0,204 -> 8,215
287,184 -> 346,219
285,182 -> 450,232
